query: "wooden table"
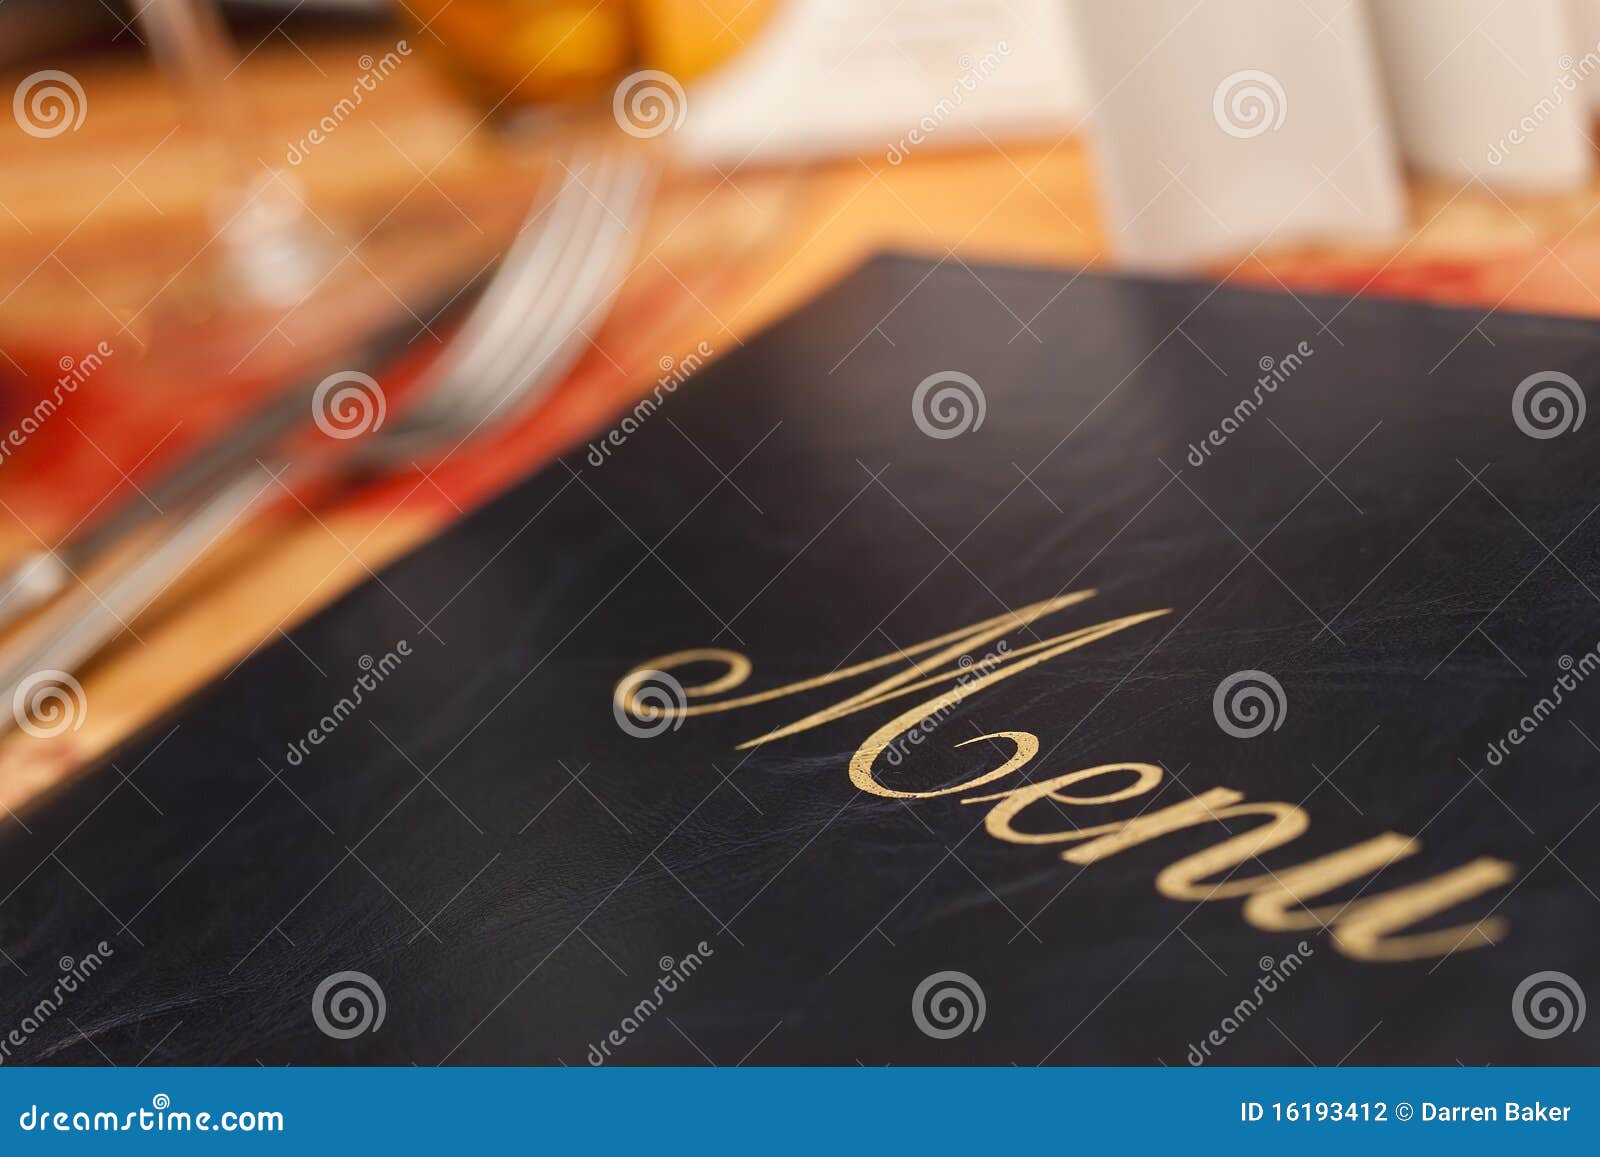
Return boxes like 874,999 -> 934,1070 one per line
3,29 -> 1600,814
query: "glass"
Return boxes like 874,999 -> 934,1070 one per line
402,0 -> 779,109
135,0 -> 332,307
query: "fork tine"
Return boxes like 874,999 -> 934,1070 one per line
0,146 -> 657,727
393,148 -> 648,444
461,150 -> 649,417
387,149 -> 620,434
423,146 -> 600,389
479,155 -> 652,417
448,149 -> 631,403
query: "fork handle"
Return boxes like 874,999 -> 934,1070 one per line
0,261 -> 499,637
0,458 -> 300,730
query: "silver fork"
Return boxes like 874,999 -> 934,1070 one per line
0,258 -> 507,631
0,146 -> 651,728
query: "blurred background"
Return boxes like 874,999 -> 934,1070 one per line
5,0 -> 1600,803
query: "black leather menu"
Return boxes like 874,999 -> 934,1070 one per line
2,255 -> 1598,1066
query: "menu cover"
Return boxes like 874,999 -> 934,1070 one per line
1,254 -> 1597,1066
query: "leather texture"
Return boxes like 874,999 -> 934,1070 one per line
1,254 -> 1597,1065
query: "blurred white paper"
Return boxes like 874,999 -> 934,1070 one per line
675,0 -> 1084,165
1370,0 -> 1591,190
1570,0 -> 1600,108
1067,0 -> 1405,268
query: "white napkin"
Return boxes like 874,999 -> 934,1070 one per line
1066,0 -> 1406,269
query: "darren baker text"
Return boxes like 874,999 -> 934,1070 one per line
1419,1102 -> 1571,1123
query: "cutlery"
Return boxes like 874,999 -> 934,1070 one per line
0,260 -> 504,633
0,145 -> 651,731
